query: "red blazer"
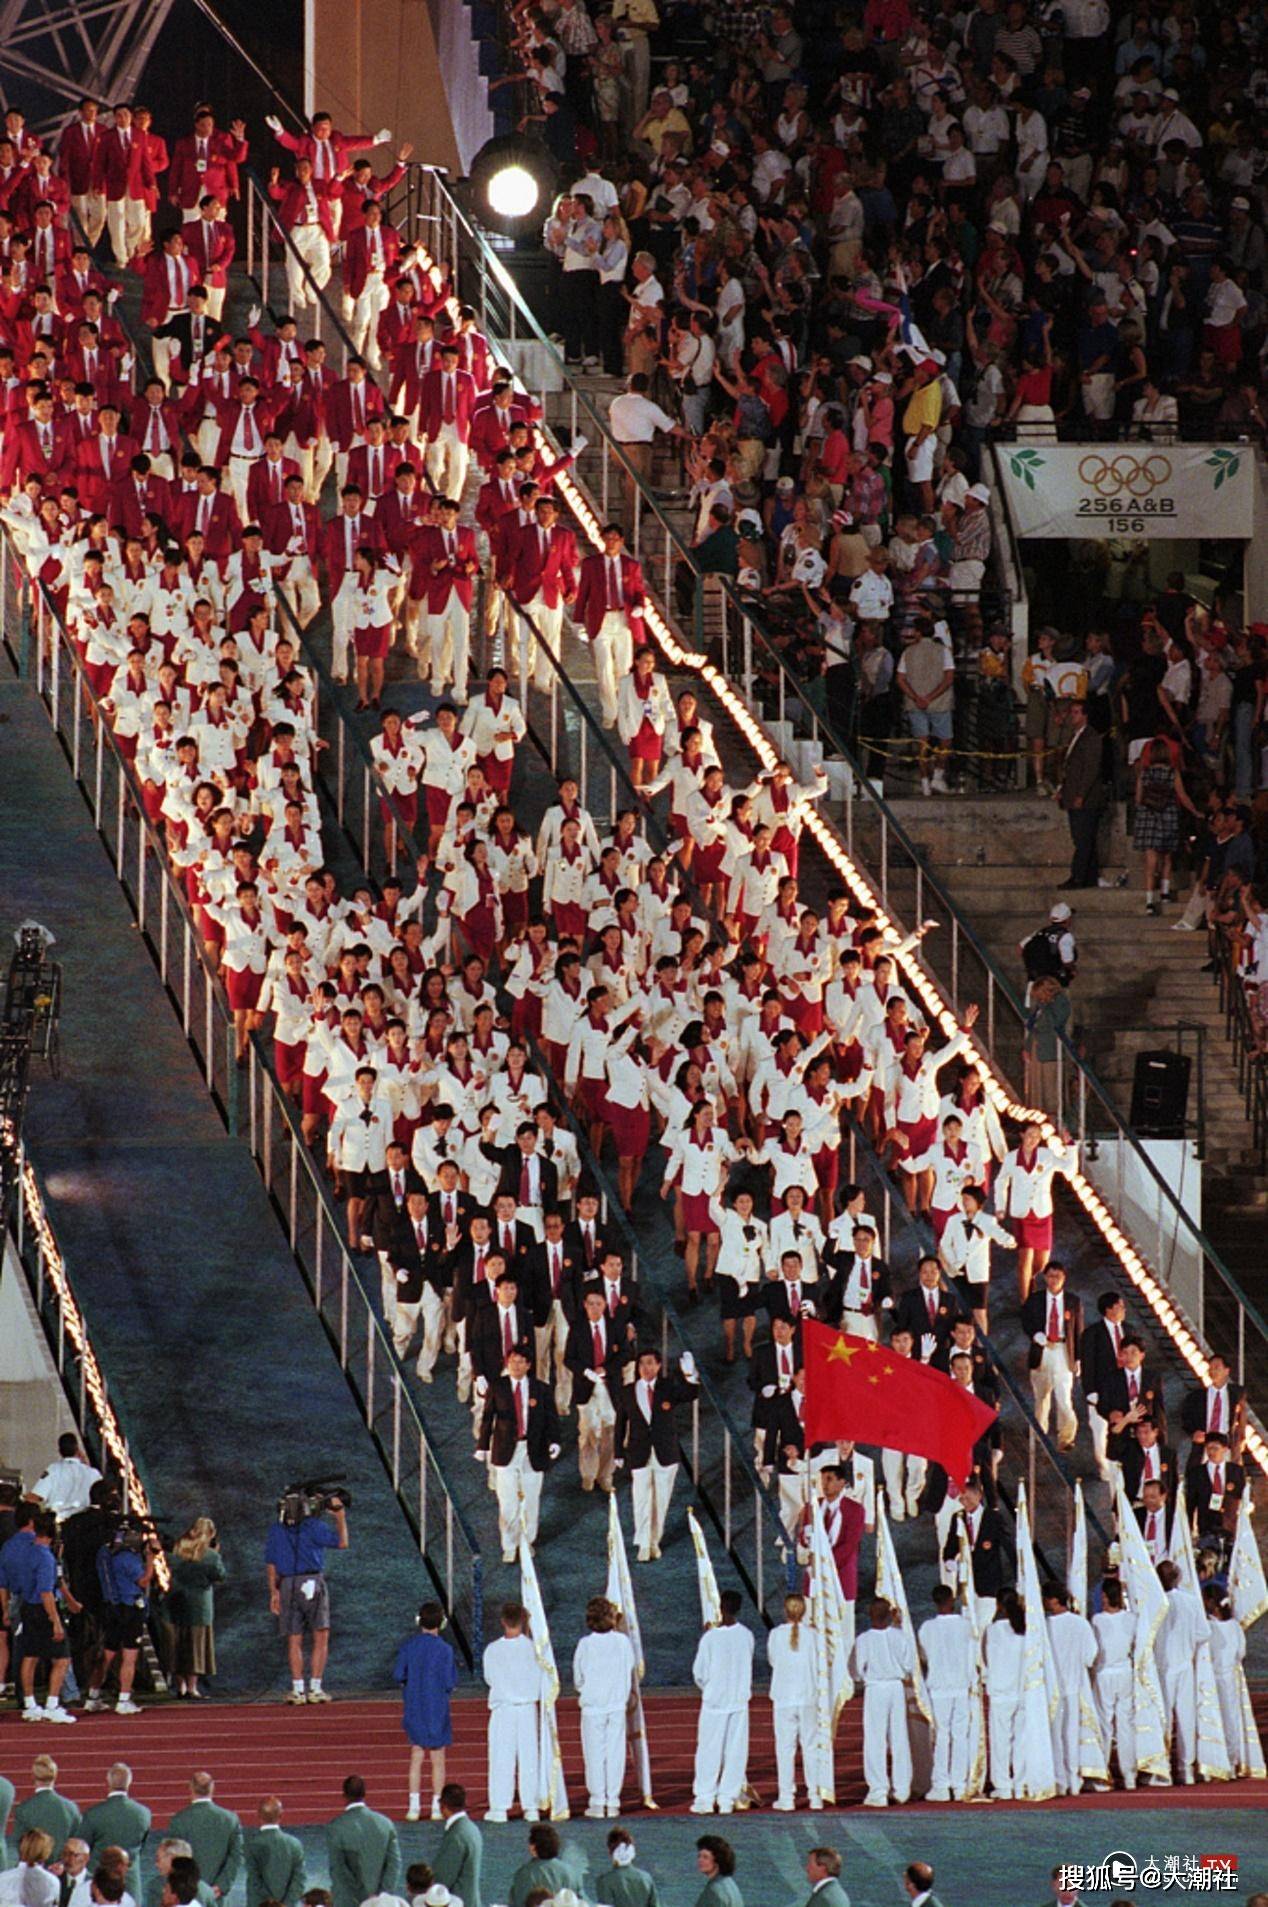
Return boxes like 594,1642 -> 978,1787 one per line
57,121 -> 101,195
1,418 -> 72,490
180,217 -> 236,290
377,299 -> 419,371
56,263 -> 110,314
247,454 -> 301,522
24,226 -> 73,283
214,401 -> 273,467
326,376 -> 386,452
173,487 -> 241,560
267,177 -> 337,240
17,173 -> 72,229
263,498 -> 322,565
391,337 -> 436,417
417,366 -> 477,444
410,523 -> 480,612
346,440 -> 404,501
336,161 -> 406,237
108,473 -> 173,537
247,329 -> 303,393
73,431 -> 138,512
573,550 -> 647,642
130,250 -> 196,328
168,131 -> 248,211
322,510 -> 383,587
475,473 -> 522,535
797,1494 -> 865,1599
510,521 -> 578,610
452,329 -> 492,392
342,223 -> 401,299
91,129 -> 159,205
274,128 -> 379,174
270,384 -> 324,449
372,486 -> 428,557
470,400 -> 530,470
129,398 -> 183,461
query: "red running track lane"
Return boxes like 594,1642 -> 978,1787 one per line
1,1692 -> 1263,1823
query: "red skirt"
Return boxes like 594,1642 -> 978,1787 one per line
577,1075 -> 610,1127
771,823 -> 799,875
898,1114 -> 938,1157
628,718 -> 662,764
930,1204 -> 955,1241
836,1039 -> 865,1082
609,1099 -> 650,1158
695,840 -> 727,885
502,889 -> 529,935
142,781 -> 165,823
785,994 -> 824,1039
354,622 -> 392,660
425,784 -> 453,827
552,901 -> 587,939
86,659 -> 114,699
225,965 -> 264,1011
302,1069 -> 329,1116
681,1190 -> 720,1236
1013,1212 -> 1053,1252
511,993 -> 543,1042
812,1144 -> 840,1195
380,790 -> 419,832
478,751 -> 514,794
115,732 -> 139,762
461,900 -> 498,963
275,1037 -> 306,1089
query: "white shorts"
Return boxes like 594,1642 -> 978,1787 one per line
906,434 -> 936,483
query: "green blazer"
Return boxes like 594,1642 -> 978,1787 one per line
82,1793 -> 152,1866
324,1804 -> 401,1907
595,1865 -> 660,1907
696,1881 -> 744,1907
245,1826 -> 307,1907
431,1812 -> 483,1907
807,1884 -> 851,1907
165,1552 -> 227,1628
0,1775 -> 15,1866
13,1789 -> 82,1850
166,1801 -> 244,1896
509,1855 -> 570,1907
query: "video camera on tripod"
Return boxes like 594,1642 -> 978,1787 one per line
276,1475 -> 352,1527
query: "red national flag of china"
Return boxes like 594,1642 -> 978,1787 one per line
801,1320 -> 998,1485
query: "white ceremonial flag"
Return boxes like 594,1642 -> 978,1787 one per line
606,1491 -> 656,1807
805,1496 -> 853,1803
687,1506 -> 722,1627
518,1536 -> 570,1819
1166,1481 -> 1231,1781
1112,1472 -> 1171,1782
1013,1485 -> 1059,1801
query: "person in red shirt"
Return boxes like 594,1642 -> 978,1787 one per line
167,106 -> 248,215
181,195 -> 235,321
58,99 -> 106,246
418,341 -> 477,500
267,159 -> 337,312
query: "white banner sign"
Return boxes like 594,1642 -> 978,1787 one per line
996,443 -> 1254,539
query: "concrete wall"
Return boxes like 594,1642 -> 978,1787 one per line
308,0 -> 492,176
0,1241 -> 77,1488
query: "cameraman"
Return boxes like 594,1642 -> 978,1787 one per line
16,1509 -> 76,1723
264,1491 -> 348,1705
86,1521 -> 159,1715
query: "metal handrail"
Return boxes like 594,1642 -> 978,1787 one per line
1,540 -> 486,1664
1212,928 -> 1268,1175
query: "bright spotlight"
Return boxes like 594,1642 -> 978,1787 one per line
487,164 -> 539,221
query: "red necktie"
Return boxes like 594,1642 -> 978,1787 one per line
1211,1390 -> 1223,1432
514,1380 -> 526,1437
927,1290 -> 937,1326
592,1324 -> 604,1370
1048,1298 -> 1060,1341
503,1226 -> 514,1255
502,1309 -> 513,1357
519,1160 -> 531,1205
608,1284 -> 618,1317
1128,1372 -> 1139,1402
415,1223 -> 426,1251
444,376 -> 455,423
789,1284 -> 801,1317
1214,1465 -> 1223,1494
1146,1511 -> 1157,1545
445,1196 -> 454,1224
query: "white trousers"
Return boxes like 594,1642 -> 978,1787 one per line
520,595 -> 562,693
150,333 -> 177,389
73,190 -> 106,247
332,575 -> 359,680
581,1706 -> 626,1811
285,433 -> 334,507
425,422 -> 469,502
534,1299 -> 572,1410
488,1703 -> 539,1815
1031,1346 -> 1077,1446
226,454 -> 257,522
929,1687 -> 970,1797
493,1446 -> 542,1558
862,1680 -> 911,1803
106,195 -> 149,267
280,560 -> 321,629
1095,1664 -> 1136,1786
1089,1405 -> 1110,1475
204,285 -> 226,322
693,1707 -> 749,1811
350,274 -> 391,367
1052,1688 -> 1083,1794
426,593 -> 471,701
631,1457 -> 676,1558
1162,1665 -> 1197,1777
841,1309 -> 879,1343
881,1448 -> 927,1518
392,1285 -> 445,1377
287,224 -> 331,310
773,1700 -> 819,1806
988,1692 -> 1019,1797
577,1396 -> 615,1491
590,609 -> 633,727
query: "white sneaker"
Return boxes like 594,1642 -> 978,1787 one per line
772,1798 -> 795,1812
405,1809 -> 420,1823
22,1707 -> 43,1721
524,1811 -> 540,1823
430,1800 -> 442,1820
931,773 -> 949,794
115,1697 -> 142,1715
926,1788 -> 950,1803
484,1812 -> 508,1824
1171,918 -> 1197,931
862,1794 -> 888,1808
905,1496 -> 923,1518
82,1696 -> 104,1713
920,777 -> 932,797
44,1704 -> 77,1724
307,1688 -> 332,1704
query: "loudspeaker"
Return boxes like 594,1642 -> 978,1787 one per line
1130,1049 -> 1190,1138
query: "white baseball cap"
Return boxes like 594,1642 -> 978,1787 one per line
967,481 -> 992,502
1050,902 -> 1073,922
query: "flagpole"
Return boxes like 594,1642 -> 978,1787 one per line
687,1506 -> 722,1627
606,1492 -> 657,1808
518,1537 -> 570,1820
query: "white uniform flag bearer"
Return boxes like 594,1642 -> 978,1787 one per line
1111,1471 -> 1171,1783
874,1494 -> 932,1793
806,1495 -> 852,1803
1013,1485 -> 1059,1800
518,1536 -> 571,1818
954,1520 -> 988,1799
606,1491 -> 657,1807
1166,1481 -> 1232,1782
1068,1481 -> 1090,1616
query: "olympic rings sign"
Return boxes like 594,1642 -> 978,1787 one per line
1076,453 -> 1172,498
998,444 -> 1253,538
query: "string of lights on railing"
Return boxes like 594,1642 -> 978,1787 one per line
17,1162 -> 172,1586
413,232 -> 1267,1478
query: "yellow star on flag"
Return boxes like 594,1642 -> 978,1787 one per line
827,1338 -> 859,1365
